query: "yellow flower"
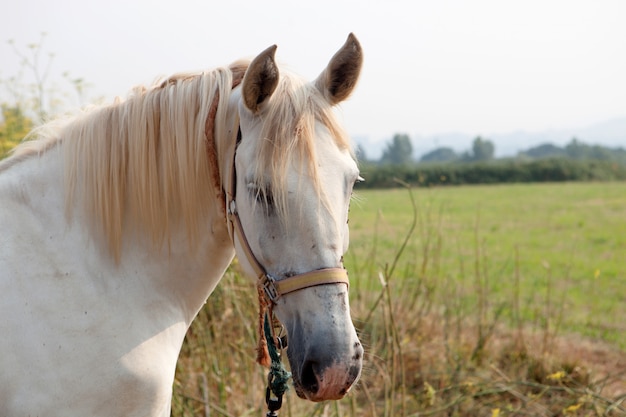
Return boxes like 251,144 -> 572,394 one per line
491,408 -> 500,417
564,403 -> 582,413
594,269 -> 600,279
423,381 -> 436,406
547,371 -> 565,381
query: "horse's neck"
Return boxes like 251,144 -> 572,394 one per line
115,85 -> 241,322
1,142 -> 235,327
107,182 -> 235,325
0,84 -> 241,326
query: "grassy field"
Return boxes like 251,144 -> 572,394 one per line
347,182 -> 626,349
173,182 -> 626,417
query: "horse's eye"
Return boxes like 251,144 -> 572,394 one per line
248,183 -> 274,209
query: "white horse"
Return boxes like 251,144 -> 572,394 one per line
0,34 -> 363,416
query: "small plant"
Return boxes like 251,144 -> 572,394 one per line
1,33 -> 93,159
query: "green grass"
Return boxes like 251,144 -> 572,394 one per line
347,182 -> 626,349
173,182 -> 626,417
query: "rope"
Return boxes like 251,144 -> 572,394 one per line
263,311 -> 291,398
256,284 -> 291,415
256,284 -> 271,367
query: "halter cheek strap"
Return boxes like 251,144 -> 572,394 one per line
225,128 -> 350,306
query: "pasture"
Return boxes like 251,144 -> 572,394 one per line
348,182 -> 625,348
174,182 -> 626,416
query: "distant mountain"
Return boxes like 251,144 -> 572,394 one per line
490,117 -> 626,157
354,117 -> 626,161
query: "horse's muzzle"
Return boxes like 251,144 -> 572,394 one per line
291,340 -> 363,401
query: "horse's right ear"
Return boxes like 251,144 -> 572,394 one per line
242,45 -> 279,113
315,33 -> 363,105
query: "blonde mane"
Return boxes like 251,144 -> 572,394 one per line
2,62 -> 353,260
1,64 -> 241,260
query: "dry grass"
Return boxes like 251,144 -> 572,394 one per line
173,270 -> 626,416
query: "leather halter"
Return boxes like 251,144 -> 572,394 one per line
225,128 -> 350,305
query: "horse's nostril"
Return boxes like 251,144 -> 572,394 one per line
300,360 -> 319,394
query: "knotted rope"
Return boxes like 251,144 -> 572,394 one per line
257,285 -> 291,416
255,284 -> 272,366
263,311 -> 291,398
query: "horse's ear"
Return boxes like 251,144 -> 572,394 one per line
242,45 -> 279,113
316,33 -> 363,105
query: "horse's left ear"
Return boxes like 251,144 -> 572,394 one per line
315,33 -> 363,105
242,45 -> 280,113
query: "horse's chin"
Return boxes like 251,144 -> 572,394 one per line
294,385 -> 308,400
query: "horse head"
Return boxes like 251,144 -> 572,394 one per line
231,34 -> 363,402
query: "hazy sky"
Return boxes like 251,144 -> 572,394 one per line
1,0 -> 625,144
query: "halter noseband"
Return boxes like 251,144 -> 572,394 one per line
225,128 -> 350,306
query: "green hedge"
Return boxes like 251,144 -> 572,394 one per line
357,159 -> 626,188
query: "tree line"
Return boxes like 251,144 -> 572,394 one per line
357,158 -> 626,189
365,133 -> 497,165
360,133 -> 626,165
355,133 -> 626,188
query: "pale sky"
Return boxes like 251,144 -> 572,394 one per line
1,0 -> 625,146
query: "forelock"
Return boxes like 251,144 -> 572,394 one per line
250,71 -> 353,221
